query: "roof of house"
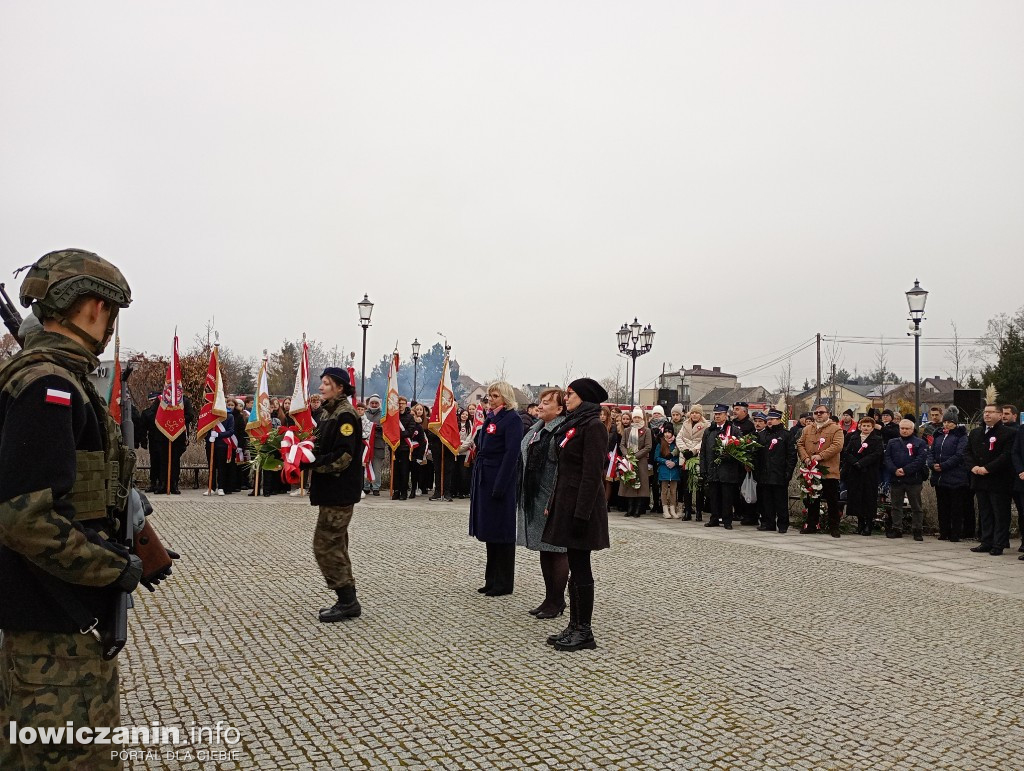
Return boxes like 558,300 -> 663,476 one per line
695,385 -> 772,407
682,365 -> 736,378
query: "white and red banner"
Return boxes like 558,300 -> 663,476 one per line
288,335 -> 316,433
381,351 -> 401,450
196,345 -> 228,439
246,355 -> 272,442
156,334 -> 187,442
428,354 -> 461,454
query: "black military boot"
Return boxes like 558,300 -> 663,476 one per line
554,583 -> 597,651
319,586 -> 361,622
547,582 -> 577,646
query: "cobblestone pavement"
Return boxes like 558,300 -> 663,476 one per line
121,491 -> 1024,770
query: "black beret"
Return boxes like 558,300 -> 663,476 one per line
321,367 -> 350,387
567,377 -> 608,405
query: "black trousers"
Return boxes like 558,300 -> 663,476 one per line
484,542 -> 515,593
935,486 -> 970,539
410,460 -> 431,495
170,437 -> 186,491
806,478 -> 841,531
976,489 -> 1012,549
432,447 -> 456,497
392,449 -> 410,494
209,442 -> 229,491
708,481 -> 737,525
760,483 -> 789,530
454,457 -> 472,496
148,439 -> 165,490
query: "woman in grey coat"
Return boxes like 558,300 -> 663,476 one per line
516,387 -> 568,619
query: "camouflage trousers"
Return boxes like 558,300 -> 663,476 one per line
313,505 -> 355,589
0,629 -> 121,770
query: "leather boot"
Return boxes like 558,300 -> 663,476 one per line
319,586 -> 361,622
547,582 -> 577,645
554,583 -> 597,651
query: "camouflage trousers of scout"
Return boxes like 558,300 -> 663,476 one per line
0,629 -> 121,770
313,505 -> 355,589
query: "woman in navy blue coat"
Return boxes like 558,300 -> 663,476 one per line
926,407 -> 970,542
469,382 -> 524,596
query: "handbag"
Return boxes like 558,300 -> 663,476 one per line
741,471 -> 757,504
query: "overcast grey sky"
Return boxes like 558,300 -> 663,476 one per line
2,1 -> 1022,392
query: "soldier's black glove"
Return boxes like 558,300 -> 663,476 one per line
116,554 -> 143,592
141,549 -> 180,592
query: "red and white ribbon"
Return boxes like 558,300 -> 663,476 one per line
362,441 -> 375,483
486,423 -> 497,435
989,436 -> 997,451
858,441 -> 868,454
281,430 -> 315,466
559,427 -> 577,449
768,438 -> 778,451
906,442 -> 914,457
606,449 -> 620,478
818,436 -> 826,448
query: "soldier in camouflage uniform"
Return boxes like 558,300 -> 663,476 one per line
0,249 -> 146,770
308,367 -> 365,622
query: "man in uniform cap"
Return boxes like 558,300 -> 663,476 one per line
730,402 -> 758,525
700,404 -> 742,529
308,366 -> 365,621
755,409 -> 798,532
0,248 -> 173,769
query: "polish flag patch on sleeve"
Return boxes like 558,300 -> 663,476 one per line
45,388 -> 72,406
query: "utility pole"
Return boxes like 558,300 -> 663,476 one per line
815,333 -> 822,408
831,364 -> 838,412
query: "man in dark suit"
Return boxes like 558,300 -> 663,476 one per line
966,404 -> 1017,556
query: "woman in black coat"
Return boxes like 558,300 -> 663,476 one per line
841,415 -> 884,535
469,382 -> 524,596
542,378 -> 610,652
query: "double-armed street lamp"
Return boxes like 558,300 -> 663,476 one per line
411,338 -> 421,401
905,280 -> 929,423
617,318 -> 655,408
358,294 -> 374,402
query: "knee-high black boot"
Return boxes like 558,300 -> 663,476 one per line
554,582 -> 596,651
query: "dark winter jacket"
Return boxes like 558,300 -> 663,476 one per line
469,407 -> 524,543
926,426 -> 969,489
964,423 -> 1016,492
1013,427 -> 1024,493
212,413 -> 235,448
841,432 -> 885,484
731,415 -> 756,437
884,435 -> 929,484
880,420 -> 901,445
542,411 -> 610,552
308,396 -> 363,507
518,409 -> 536,434
700,420 -> 744,485
755,424 -> 797,486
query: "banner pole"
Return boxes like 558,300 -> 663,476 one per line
389,450 -> 395,498
166,439 -> 172,495
207,439 -> 214,493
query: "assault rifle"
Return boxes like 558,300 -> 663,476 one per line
0,283 -> 24,345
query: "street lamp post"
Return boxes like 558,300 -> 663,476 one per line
617,318 -> 655,408
357,294 -> 374,402
905,279 -> 929,424
411,338 -> 421,401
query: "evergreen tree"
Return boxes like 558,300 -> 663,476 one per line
990,324 -> 1024,409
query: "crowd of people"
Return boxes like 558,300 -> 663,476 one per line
591,400 -> 1024,559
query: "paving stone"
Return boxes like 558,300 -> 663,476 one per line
119,492 -> 1024,768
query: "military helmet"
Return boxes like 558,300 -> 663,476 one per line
19,248 -> 132,313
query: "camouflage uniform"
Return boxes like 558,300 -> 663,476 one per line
308,384 -> 363,620
0,250 -> 139,770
